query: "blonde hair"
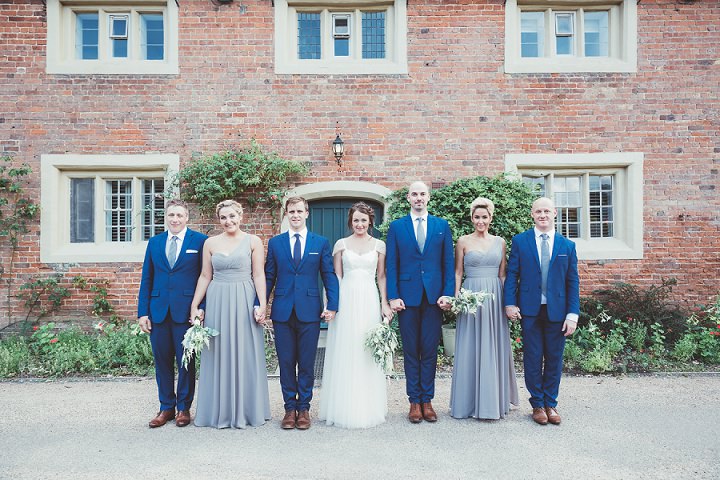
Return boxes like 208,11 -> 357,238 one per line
215,199 -> 244,218
470,197 -> 495,217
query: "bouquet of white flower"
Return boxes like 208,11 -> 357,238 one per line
449,288 -> 494,317
181,317 -> 219,370
364,321 -> 399,373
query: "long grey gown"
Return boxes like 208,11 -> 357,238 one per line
194,234 -> 271,428
449,236 -> 519,419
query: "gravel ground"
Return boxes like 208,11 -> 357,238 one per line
1,374 -> 719,480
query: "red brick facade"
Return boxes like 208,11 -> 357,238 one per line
0,0 -> 718,328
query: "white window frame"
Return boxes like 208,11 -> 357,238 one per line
505,152 -> 643,260
505,0 -> 637,73
108,14 -> 129,39
275,0 -> 408,75
46,0 -> 179,75
41,154 -> 179,263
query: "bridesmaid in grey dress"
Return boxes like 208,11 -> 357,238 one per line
450,197 -> 518,420
190,200 -> 271,428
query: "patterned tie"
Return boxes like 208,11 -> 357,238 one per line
293,233 -> 302,268
416,217 -> 426,253
540,233 -> 550,296
168,235 -> 178,268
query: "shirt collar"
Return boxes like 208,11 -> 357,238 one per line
290,228 -> 307,239
410,212 -> 428,222
534,227 -> 555,239
169,228 -> 187,242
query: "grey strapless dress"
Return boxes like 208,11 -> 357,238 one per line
194,235 -> 271,428
450,237 -> 519,420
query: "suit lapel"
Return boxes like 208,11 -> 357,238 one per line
298,232 -> 314,270
401,215 -> 421,254
174,230 -> 191,267
526,230 -> 541,271
424,215 -> 437,254
549,232 -> 563,267
280,232 -> 294,268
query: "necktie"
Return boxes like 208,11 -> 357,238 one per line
540,233 -> 550,295
416,217 -> 426,253
168,235 -> 178,268
293,233 -> 301,268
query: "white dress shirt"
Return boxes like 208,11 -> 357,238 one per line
289,228 -> 308,260
410,213 -> 428,241
166,227 -> 187,259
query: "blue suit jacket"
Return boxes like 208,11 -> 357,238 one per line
386,214 -> 455,306
137,229 -> 208,324
265,231 -> 339,323
504,229 -> 580,322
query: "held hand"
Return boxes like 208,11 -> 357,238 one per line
389,299 -> 405,312
505,306 -> 522,321
321,310 -> 336,322
190,308 -> 204,325
381,304 -> 394,324
437,296 -> 452,311
254,306 -> 267,325
562,319 -> 577,337
138,316 -> 152,334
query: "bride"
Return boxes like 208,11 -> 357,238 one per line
319,202 -> 393,428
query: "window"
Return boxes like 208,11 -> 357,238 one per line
46,0 -> 179,75
41,154 -> 179,263
505,0 -> 637,73
505,152 -> 643,260
275,0 -> 407,75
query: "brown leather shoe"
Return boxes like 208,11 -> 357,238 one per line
148,409 -> 175,428
421,402 -> 438,422
545,407 -> 561,425
408,403 -> 423,423
532,407 -> 548,425
281,410 -> 297,429
175,410 -> 191,427
296,410 -> 311,430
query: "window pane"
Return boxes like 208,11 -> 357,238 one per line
554,176 -> 582,239
105,180 -> 133,242
334,37 -> 349,57
589,174 -> 614,238
585,11 -> 609,57
362,11 -> 385,59
555,14 -> 573,35
70,178 -> 94,243
521,12 -> 544,58
141,14 -> 164,60
111,16 -> 128,37
298,12 -> 321,60
556,35 -> 572,55
142,179 -> 165,240
522,176 -> 546,197
113,39 -> 128,58
76,13 -> 99,60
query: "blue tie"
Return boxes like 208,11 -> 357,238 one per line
540,233 -> 550,296
293,233 -> 301,268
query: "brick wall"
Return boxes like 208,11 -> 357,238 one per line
0,0 -> 718,328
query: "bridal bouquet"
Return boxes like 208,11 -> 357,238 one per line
365,321 -> 399,373
449,288 -> 494,317
181,317 -> 219,370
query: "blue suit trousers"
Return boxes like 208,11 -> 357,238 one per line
521,305 -> 566,408
398,292 -> 442,403
149,313 -> 195,411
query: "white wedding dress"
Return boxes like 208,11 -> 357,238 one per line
319,238 -> 388,429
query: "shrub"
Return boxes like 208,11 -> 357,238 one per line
581,278 -> 687,344
379,173 -> 536,247
176,139 -> 310,218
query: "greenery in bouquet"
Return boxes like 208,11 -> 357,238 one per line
181,317 -> 219,370
449,288 -> 494,317
365,321 -> 399,373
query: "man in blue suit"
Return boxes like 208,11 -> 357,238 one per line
504,197 -> 579,426
265,196 -> 339,430
138,199 -> 207,428
386,181 -> 455,423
